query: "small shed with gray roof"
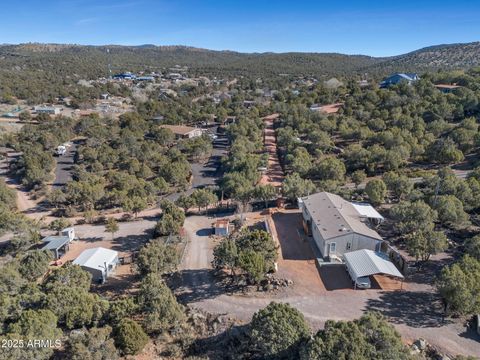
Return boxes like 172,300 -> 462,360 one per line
41,236 -> 70,260
301,192 -> 384,259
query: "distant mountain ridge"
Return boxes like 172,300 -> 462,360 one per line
0,41 -> 479,79
369,41 -> 480,73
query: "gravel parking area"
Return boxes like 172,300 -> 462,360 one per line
270,211 -> 326,294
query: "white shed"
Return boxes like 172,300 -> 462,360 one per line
60,227 -> 76,242
73,247 -> 119,283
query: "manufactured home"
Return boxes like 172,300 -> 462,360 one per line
73,247 -> 119,283
300,192 -> 384,260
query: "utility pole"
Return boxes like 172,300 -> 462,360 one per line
106,48 -> 112,78
433,176 -> 441,206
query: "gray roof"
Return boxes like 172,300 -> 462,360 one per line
302,192 -> 383,241
42,235 -> 69,243
344,249 -> 404,281
73,247 -> 118,270
41,236 -> 70,251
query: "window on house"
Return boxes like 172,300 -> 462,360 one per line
329,242 -> 336,253
346,242 -> 352,250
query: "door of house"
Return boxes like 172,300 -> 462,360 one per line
329,242 -> 336,255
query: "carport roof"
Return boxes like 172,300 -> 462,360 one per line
344,249 -> 404,281
41,236 -> 70,251
351,203 -> 384,220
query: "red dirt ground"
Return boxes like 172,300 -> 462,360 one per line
269,210 -> 326,294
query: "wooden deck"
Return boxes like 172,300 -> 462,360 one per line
372,274 -> 404,291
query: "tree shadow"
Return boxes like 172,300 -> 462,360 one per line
318,264 -> 354,291
170,269 -> 236,304
406,256 -> 455,286
196,228 -> 213,236
141,213 -> 161,222
110,229 -> 153,252
20,198 -> 52,215
56,160 -> 73,166
458,325 -> 480,342
187,323 -> 251,359
93,271 -> 141,298
80,236 -> 104,243
365,290 -> 451,328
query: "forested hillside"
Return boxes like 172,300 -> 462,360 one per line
364,42 -> 480,74
1,41 -> 480,103
1,41 -> 480,79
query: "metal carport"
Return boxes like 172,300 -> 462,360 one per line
41,236 -> 70,260
344,249 -> 404,289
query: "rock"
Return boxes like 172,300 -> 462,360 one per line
237,279 -> 247,286
193,312 -> 206,319
287,279 -> 294,286
414,338 -> 427,351
264,284 -> 273,291
409,344 -> 420,355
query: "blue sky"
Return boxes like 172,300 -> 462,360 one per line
1,0 -> 479,56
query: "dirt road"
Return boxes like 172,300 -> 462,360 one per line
175,215 -> 225,304
259,114 -> 284,187
53,142 -> 77,187
0,148 -> 50,220
181,216 -> 215,270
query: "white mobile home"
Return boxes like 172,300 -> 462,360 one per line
73,247 -> 119,283
301,192 -> 384,260
34,106 -> 62,115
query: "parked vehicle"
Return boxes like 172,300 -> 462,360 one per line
55,145 -> 67,156
355,276 -> 371,289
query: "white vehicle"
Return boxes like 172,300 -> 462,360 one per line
355,276 -> 371,289
55,145 -> 67,156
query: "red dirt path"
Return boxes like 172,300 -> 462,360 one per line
259,113 -> 284,187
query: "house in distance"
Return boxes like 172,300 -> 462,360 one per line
160,125 -> 203,139
380,73 -> 419,88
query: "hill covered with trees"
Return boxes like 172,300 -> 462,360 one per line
1,41 -> 480,80
1,41 -> 480,103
